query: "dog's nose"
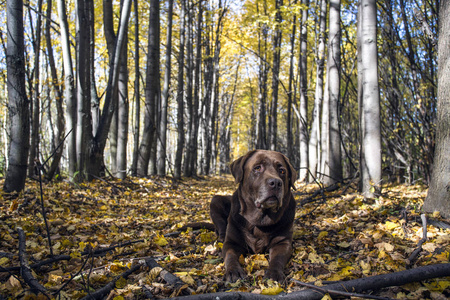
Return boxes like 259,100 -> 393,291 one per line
267,178 -> 282,190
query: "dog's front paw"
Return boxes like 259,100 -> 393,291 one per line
224,265 -> 247,282
264,268 -> 286,283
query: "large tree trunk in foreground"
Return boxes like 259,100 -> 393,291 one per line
172,263 -> 450,300
423,0 -> 450,219
4,0 -> 29,193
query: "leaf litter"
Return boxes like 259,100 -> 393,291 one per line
0,176 -> 449,299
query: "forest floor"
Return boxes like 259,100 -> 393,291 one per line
0,175 -> 449,299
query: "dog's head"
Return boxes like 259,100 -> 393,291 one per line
230,150 -> 297,213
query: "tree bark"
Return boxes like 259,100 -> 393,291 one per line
423,0 -> 450,219
174,0 -> 186,179
359,0 -> 382,197
157,0 -> 174,176
308,0 -> 326,182
269,0 -> 282,151
297,0 -> 309,182
325,0 -> 342,185
4,0 -> 29,193
131,0 -> 140,177
137,0 -> 160,176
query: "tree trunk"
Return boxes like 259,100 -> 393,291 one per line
298,0 -> 309,182
308,0 -> 326,182
45,0 -> 65,181
325,0 -> 342,185
157,0 -> 174,176
76,0 -> 94,181
174,0 -> 186,179
131,0 -> 140,176
423,0 -> 450,219
359,0 -> 382,197
137,0 -> 160,176
57,0 -> 77,179
28,0 -> 43,177
287,4 -> 296,160
269,0 -> 282,151
4,0 -> 29,193
116,38 -> 129,179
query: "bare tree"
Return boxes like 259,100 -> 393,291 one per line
423,0 -> 450,219
325,0 -> 342,185
4,0 -> 29,193
358,0 -> 381,197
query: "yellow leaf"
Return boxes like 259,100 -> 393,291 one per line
0,257 -> 10,266
179,274 -> 195,285
318,231 -> 328,239
154,234 -> 168,247
147,267 -> 163,282
321,294 -> 333,300
99,205 -> 108,211
10,200 -> 18,211
339,266 -> 354,277
261,285 -> 284,295
308,252 -> 325,264
113,297 -> 125,300
115,277 -> 127,289
384,221 -> 398,230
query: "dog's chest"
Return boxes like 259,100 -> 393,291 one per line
245,226 -> 271,254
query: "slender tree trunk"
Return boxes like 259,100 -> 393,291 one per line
423,0 -> 450,218
269,0 -> 282,151
359,0 -> 382,197
184,0 -> 194,177
76,0 -> 94,181
287,2 -> 297,160
29,0 -> 43,177
174,0 -> 186,179
298,0 -> 309,182
57,0 -> 77,179
4,0 -> 29,193
309,0 -> 326,182
157,0 -> 174,176
137,0 -> 160,176
131,0 -> 140,176
116,37 -> 129,179
45,0 -> 65,180
89,0 -> 132,178
325,0 -> 342,185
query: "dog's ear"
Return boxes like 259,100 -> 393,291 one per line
281,154 -> 297,190
229,150 -> 257,184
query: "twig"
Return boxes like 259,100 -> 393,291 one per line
17,227 -> 50,297
36,162 -> 53,256
53,252 -> 91,296
292,280 -> 393,300
79,263 -> 142,300
406,214 -> 427,268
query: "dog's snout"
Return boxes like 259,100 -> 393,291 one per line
267,178 -> 282,190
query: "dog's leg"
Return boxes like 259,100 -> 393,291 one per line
265,240 -> 292,282
223,243 -> 247,282
210,195 -> 231,242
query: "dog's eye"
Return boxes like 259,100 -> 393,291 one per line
279,168 -> 286,175
254,165 -> 262,171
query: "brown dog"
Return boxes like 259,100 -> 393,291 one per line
210,150 -> 297,282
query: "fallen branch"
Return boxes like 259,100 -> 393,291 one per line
406,214 -> 427,268
79,263 -> 142,300
1,254 -> 72,273
146,258 -> 194,295
17,227 -> 49,297
171,263 -> 450,300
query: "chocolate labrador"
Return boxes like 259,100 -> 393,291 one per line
210,150 -> 297,282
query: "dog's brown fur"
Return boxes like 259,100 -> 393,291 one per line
210,150 -> 297,282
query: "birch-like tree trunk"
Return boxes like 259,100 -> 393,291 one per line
298,0 -> 309,182
325,0 -> 342,185
57,0 -> 77,179
131,0 -> 140,176
359,0 -> 381,197
423,0 -> 450,218
308,0 -> 326,182
4,0 -> 29,192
